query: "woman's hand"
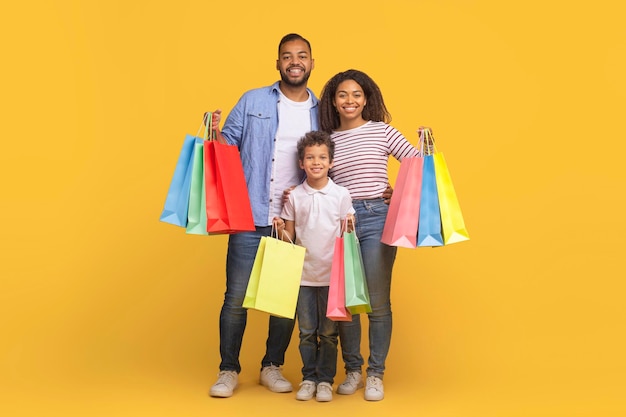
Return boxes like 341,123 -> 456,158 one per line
382,185 -> 394,205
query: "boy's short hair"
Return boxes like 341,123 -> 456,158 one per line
297,130 -> 335,161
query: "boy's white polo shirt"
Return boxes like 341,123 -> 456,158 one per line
281,178 -> 354,286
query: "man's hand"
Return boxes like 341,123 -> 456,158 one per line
282,185 -> 297,205
203,110 -> 222,130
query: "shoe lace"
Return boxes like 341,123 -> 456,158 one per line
317,383 -> 332,394
346,372 -> 361,385
366,376 -> 382,390
299,381 -> 315,391
217,371 -> 236,385
264,365 -> 284,382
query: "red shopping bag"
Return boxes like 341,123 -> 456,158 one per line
381,156 -> 424,248
203,117 -> 255,234
326,236 -> 352,322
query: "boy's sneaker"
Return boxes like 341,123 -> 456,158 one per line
364,376 -> 384,401
316,382 -> 333,402
209,370 -> 238,398
260,365 -> 293,393
295,380 -> 316,401
337,371 -> 363,395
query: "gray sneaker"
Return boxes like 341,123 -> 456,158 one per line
209,370 -> 238,398
364,376 -> 384,401
316,382 -> 333,402
337,371 -> 363,395
296,380 -> 316,401
260,365 -> 293,393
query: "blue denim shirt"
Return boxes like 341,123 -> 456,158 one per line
221,82 -> 319,226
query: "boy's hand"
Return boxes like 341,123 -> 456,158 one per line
272,216 -> 285,233
344,214 -> 356,233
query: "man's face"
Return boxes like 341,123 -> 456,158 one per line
276,39 -> 314,88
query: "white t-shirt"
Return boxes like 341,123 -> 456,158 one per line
281,178 -> 354,286
269,91 -> 313,221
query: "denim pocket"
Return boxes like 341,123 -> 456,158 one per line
363,198 -> 389,217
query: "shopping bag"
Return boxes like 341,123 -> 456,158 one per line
381,156 -> 424,248
185,137 -> 209,235
416,154 -> 444,247
416,128 -> 444,247
204,140 -> 255,234
326,236 -> 352,321
243,234 -> 305,319
434,152 -> 470,245
343,226 -> 371,314
159,134 -> 196,227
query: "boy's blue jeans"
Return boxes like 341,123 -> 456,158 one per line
339,198 -> 398,379
296,286 -> 338,384
219,226 -> 295,373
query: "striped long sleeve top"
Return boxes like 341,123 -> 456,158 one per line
329,120 -> 419,200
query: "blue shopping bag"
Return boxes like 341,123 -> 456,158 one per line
159,134 -> 196,227
417,154 -> 444,247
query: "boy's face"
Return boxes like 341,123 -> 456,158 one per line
299,144 -> 333,181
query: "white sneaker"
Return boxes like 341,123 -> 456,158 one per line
364,376 -> 384,401
209,370 -> 238,398
316,382 -> 333,402
337,371 -> 363,395
295,380 -> 316,401
260,365 -> 293,393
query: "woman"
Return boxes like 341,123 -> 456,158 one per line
318,69 -> 422,401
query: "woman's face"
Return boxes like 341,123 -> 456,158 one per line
333,79 -> 367,126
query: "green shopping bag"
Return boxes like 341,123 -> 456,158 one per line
185,137 -> 208,235
344,223 -> 371,314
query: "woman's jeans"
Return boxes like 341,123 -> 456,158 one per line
339,198 -> 397,379
297,286 -> 338,384
219,226 -> 296,373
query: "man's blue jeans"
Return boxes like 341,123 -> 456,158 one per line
296,286 -> 338,384
219,226 -> 296,373
339,198 -> 397,379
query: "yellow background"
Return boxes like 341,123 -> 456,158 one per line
1,1 -> 625,416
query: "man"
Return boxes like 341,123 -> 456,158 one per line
208,33 -> 318,398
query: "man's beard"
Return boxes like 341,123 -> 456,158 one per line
280,69 -> 311,88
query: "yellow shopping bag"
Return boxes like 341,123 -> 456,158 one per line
433,151 -> 470,245
243,235 -> 305,319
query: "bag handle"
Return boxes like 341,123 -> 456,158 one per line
271,221 -> 297,246
418,127 -> 436,155
196,112 -> 228,144
341,216 -> 358,241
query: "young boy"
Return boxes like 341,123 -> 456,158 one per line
274,131 -> 354,402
